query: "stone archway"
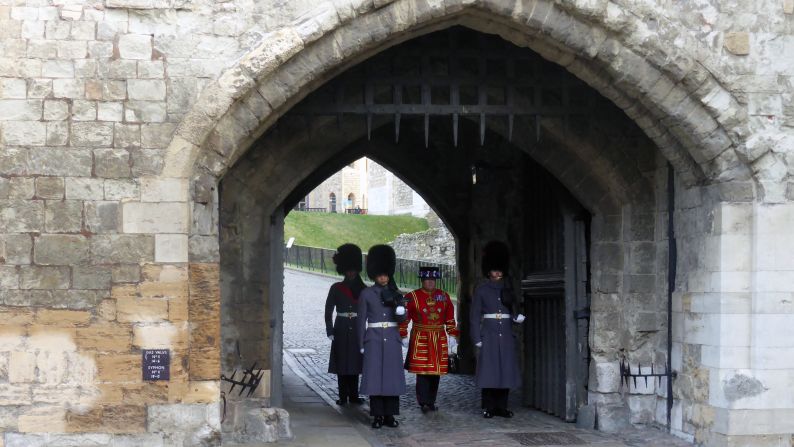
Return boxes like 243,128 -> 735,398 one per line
139,3 -> 770,446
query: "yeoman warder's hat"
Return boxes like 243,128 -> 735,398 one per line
418,266 -> 442,279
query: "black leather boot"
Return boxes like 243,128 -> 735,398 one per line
383,415 -> 399,428
371,416 -> 383,429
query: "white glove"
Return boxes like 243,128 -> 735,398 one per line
401,338 -> 409,348
475,341 -> 482,348
328,335 -> 334,341
447,336 -> 458,354
359,348 -> 364,354
395,305 -> 406,316
513,313 -> 526,324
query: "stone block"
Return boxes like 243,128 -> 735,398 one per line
112,265 -> 141,283
2,121 -> 46,145
6,178 -> 34,199
118,34 -> 152,60
44,200 -> 83,233
188,347 -> 220,381
114,123 -> 141,149
123,202 -> 189,234
66,405 -> 147,434
97,354 -> 141,383
76,324 -> 133,352
130,149 -> 164,176
72,265 -> 112,290
141,178 -> 188,202
0,99 -> 43,120
70,122 -> 114,147
65,177 -> 104,200
35,177 -> 64,199
9,351 -> 36,383
19,266 -> 70,290
34,234 -> 89,265
90,234 -> 155,264
127,80 -> 166,100
124,100 -> 167,123
98,298 -> 117,321
0,384 -> 32,405
94,148 -> 131,178
138,60 -> 164,79
189,235 -> 220,263
42,60 -> 74,78
0,78 -> 27,98
153,234 -> 187,263
0,200 -> 43,232
0,265 -> 18,289
84,201 -> 119,234
52,79 -> 84,99
147,403 -> 211,433
98,102 -> 124,122
132,322 -> 188,350
0,234 -> 33,264
35,309 -> 91,326
110,434 -> 165,447
724,32 -> 750,56
104,179 -> 140,200
141,123 -> 175,149
72,100 -> 97,121
116,293 -> 169,324
46,122 -> 69,146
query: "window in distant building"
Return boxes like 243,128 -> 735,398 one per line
329,193 -> 337,213
347,193 -> 356,208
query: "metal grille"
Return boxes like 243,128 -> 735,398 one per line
506,432 -> 585,446
286,27 -> 598,147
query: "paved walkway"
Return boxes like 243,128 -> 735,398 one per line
282,269 -> 693,447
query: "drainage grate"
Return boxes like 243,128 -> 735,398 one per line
506,432 -> 586,446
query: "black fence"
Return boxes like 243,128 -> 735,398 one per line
284,244 -> 457,294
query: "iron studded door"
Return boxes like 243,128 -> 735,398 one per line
522,207 -> 589,421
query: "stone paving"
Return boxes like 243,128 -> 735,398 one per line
283,269 -> 693,447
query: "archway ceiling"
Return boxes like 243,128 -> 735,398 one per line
173,2 -> 751,189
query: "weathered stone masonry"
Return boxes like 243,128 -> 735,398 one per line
2,0 -> 794,446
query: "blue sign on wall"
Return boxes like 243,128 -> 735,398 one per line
142,349 -> 170,381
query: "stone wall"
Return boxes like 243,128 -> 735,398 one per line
390,211 -> 456,265
1,0 -> 794,445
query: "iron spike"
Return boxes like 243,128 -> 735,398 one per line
453,113 -> 459,147
633,376 -> 637,389
424,113 -> 429,148
366,113 -> 372,141
394,113 -> 401,143
479,112 -> 485,146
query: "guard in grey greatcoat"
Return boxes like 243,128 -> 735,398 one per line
357,244 -> 407,429
325,243 -> 366,405
470,240 -> 526,418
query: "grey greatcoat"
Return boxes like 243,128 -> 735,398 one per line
357,284 -> 407,396
325,280 -> 364,375
469,280 -> 522,389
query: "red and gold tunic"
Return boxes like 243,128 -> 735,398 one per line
399,288 -> 460,375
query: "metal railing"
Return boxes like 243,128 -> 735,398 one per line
345,208 -> 368,215
284,244 -> 457,294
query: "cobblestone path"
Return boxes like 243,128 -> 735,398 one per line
283,269 -> 692,447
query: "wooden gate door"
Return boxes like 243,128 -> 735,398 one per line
521,192 -> 590,421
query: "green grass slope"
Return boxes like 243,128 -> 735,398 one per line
284,211 -> 428,250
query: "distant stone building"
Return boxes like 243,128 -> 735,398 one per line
301,157 -> 429,217
302,158 -> 367,212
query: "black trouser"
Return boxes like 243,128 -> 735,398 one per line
481,388 -> 509,411
336,374 -> 359,400
369,395 -> 400,416
416,375 -> 441,406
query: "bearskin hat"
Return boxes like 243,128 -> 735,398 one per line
481,240 -> 510,277
366,244 -> 396,280
333,243 -> 362,274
